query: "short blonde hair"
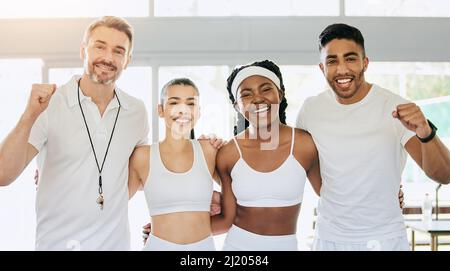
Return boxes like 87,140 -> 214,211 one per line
83,16 -> 134,55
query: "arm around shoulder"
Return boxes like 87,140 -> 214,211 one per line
294,128 -> 322,196
128,145 -> 150,198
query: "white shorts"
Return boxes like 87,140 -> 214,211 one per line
222,225 -> 298,251
312,235 -> 410,251
143,234 -> 216,251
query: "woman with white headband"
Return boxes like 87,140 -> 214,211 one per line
211,60 -> 322,250
135,63 -> 404,250
128,78 -> 219,250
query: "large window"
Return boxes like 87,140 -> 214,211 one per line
48,66 -> 153,131
280,65 -> 327,126
0,0 -> 149,18
0,59 -> 42,250
154,0 -> 339,17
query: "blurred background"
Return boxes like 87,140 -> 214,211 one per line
0,0 -> 449,250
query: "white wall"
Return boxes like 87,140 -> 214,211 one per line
1,17 -> 450,63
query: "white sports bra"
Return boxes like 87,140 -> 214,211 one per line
144,140 -> 213,216
230,128 -> 307,208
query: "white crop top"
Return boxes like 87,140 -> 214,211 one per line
230,128 -> 307,207
144,140 -> 213,216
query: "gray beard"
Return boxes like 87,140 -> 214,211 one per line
87,69 -> 119,85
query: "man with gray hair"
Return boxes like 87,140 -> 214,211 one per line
0,16 -> 149,250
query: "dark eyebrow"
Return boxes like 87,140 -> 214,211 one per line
326,52 -> 359,60
240,82 -> 273,92
344,52 -> 359,58
168,97 -> 197,101
240,87 -> 253,93
115,45 -> 126,52
259,82 -> 273,88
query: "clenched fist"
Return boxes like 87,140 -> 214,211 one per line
392,103 -> 432,139
24,84 -> 57,120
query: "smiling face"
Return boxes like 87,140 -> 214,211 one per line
158,84 -> 200,139
319,38 -> 369,104
235,75 -> 282,129
81,26 -> 131,85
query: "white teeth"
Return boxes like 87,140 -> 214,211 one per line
96,64 -> 114,71
253,106 -> 270,114
176,118 -> 190,124
337,78 -> 352,84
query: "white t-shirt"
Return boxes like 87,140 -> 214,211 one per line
29,76 -> 149,250
296,84 -> 415,243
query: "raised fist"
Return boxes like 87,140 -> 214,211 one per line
24,83 -> 57,120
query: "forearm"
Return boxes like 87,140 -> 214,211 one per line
310,179 -> 322,197
0,114 -> 36,186
211,214 -> 232,235
127,169 -> 144,200
128,177 -> 144,199
307,163 -> 322,196
212,170 -> 221,184
128,181 -> 141,199
421,136 -> 450,184
127,145 -> 149,199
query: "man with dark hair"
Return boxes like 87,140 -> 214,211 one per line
297,23 -> 450,250
318,23 -> 366,54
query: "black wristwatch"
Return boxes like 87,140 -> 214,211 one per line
416,120 -> 437,143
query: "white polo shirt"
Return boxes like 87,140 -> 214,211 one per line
29,75 -> 149,251
296,84 -> 415,243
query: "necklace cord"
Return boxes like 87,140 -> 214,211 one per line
77,78 -> 121,195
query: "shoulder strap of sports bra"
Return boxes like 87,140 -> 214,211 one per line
232,137 -> 243,158
191,139 -> 200,160
290,127 -> 295,155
